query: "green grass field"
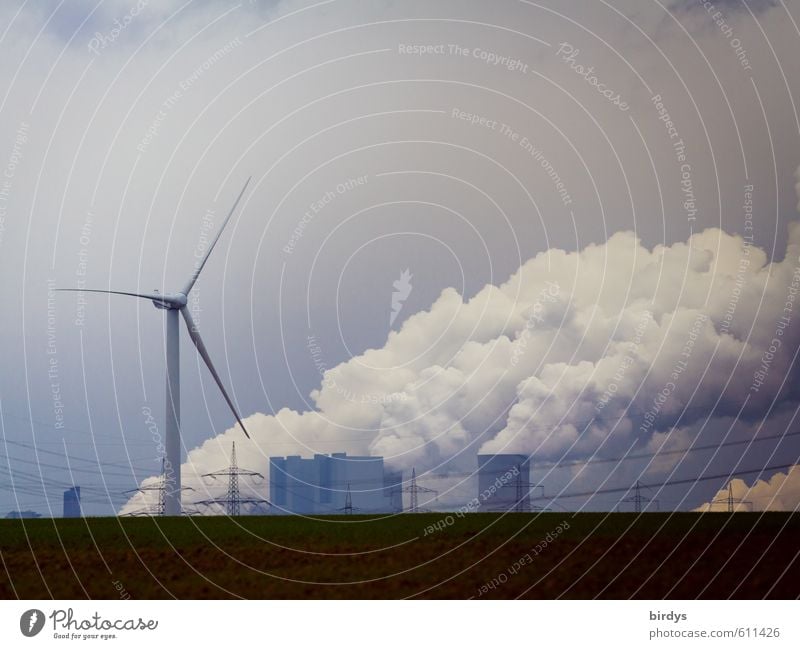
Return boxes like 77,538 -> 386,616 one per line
1,512 -> 798,598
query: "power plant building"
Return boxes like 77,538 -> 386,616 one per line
383,470 -> 404,512
63,486 -> 81,518
4,510 -> 42,519
270,453 -> 397,514
477,454 -> 531,511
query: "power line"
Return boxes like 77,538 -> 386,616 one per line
0,463 -> 132,495
1,438 -> 157,471
421,430 -> 800,482
0,452 -> 155,479
426,431 -> 800,480
539,430 -> 800,469
536,460 -> 800,502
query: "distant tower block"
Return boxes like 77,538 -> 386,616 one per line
63,486 -> 81,518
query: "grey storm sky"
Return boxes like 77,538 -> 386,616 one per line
1,0 -> 800,515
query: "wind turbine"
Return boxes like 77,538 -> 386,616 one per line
59,178 -> 252,515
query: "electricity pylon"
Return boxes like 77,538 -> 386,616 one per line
336,483 -> 360,514
123,457 -> 194,516
711,482 -> 753,512
194,442 -> 270,515
400,467 -> 438,512
619,480 -> 658,513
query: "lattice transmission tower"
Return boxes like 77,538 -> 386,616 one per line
711,481 -> 753,512
336,483 -> 360,514
618,480 -> 659,513
194,442 -> 270,515
400,467 -> 438,512
122,457 -> 194,516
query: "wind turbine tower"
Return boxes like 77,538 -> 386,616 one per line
60,179 -> 253,515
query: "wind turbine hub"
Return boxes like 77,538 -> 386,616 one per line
151,292 -> 188,310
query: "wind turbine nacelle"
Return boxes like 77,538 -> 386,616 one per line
151,292 -> 187,310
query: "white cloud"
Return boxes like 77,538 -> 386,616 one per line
121,222 -> 800,513
695,465 -> 800,512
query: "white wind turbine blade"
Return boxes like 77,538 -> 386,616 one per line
180,306 -> 250,438
181,177 -> 251,295
56,288 -> 165,301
